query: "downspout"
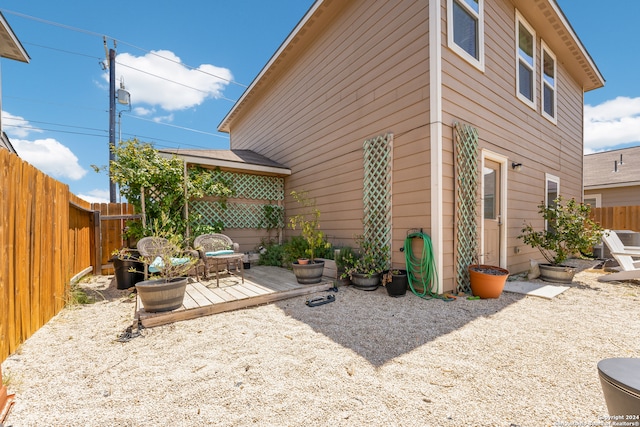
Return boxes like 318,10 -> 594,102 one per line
429,0 -> 444,294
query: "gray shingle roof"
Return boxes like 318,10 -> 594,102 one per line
584,146 -> 640,188
158,148 -> 290,175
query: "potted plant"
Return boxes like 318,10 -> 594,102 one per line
288,190 -> 330,284
110,248 -> 145,290
382,268 -> 408,297
468,264 -> 509,298
519,196 -> 604,283
341,235 -> 390,290
135,225 -> 200,312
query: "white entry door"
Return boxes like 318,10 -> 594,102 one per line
483,159 -> 501,266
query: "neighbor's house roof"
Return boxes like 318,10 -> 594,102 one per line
0,12 -> 29,63
218,0 -> 604,133
584,146 -> 640,190
158,148 -> 291,176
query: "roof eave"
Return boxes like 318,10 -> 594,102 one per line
0,12 -> 30,63
158,151 -> 292,177
218,0 -> 324,133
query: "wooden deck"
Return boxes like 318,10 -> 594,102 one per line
135,265 -> 336,327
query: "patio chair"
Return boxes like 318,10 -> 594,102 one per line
136,237 -> 203,280
193,233 -> 243,284
598,230 -> 640,282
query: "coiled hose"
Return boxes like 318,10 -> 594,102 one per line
404,231 -> 439,299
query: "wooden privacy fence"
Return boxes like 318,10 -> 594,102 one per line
590,206 -> 640,232
0,149 -> 96,364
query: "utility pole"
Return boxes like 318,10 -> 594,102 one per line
108,47 -> 116,203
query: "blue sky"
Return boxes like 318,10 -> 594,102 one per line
0,1 -> 637,203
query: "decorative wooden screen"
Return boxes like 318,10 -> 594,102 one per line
363,133 -> 392,263
454,122 -> 479,293
189,171 -> 284,229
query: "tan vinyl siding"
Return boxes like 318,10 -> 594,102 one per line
586,187 -> 640,208
229,0 -> 431,266
441,0 -> 586,275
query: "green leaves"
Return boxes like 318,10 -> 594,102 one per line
110,139 -> 233,239
519,196 -> 603,265
288,190 -> 330,261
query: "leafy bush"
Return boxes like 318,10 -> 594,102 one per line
519,196 -> 604,265
283,235 -> 309,266
258,241 -> 286,267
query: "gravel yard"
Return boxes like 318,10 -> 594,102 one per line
2,260 -> 639,426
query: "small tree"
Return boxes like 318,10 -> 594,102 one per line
519,196 -> 603,265
288,190 -> 330,263
109,138 -> 233,240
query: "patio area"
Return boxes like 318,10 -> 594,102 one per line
136,266 -> 336,327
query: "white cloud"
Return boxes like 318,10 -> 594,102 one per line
1,111 -> 44,138
12,138 -> 87,180
77,189 -> 110,204
109,50 -> 233,112
585,96 -> 640,152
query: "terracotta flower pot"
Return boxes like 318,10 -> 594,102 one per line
468,265 -> 509,299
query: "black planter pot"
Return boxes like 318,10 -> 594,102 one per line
113,256 -> 145,290
384,270 -> 408,297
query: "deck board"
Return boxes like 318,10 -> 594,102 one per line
136,266 -> 336,327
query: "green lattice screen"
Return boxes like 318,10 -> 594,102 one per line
190,201 -> 284,229
189,171 -> 285,229
218,171 -> 284,200
363,133 -> 392,264
454,122 -> 479,293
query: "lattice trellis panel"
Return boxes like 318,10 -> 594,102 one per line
363,133 -> 392,262
218,171 -> 284,201
454,122 -> 479,293
189,200 -> 284,229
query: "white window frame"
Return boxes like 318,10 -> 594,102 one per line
515,11 -> 536,110
447,0 -> 485,72
541,40 -> 557,124
545,173 -> 560,231
584,194 -> 601,208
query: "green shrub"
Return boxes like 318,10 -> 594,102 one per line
258,241 -> 286,267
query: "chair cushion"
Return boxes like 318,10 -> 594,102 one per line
148,256 -> 192,273
205,250 -> 234,257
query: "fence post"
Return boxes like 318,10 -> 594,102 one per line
93,210 -> 101,275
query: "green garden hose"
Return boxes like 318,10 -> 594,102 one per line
404,231 -> 440,299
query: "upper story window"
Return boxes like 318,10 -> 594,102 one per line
448,0 -> 484,71
541,41 -> 557,123
516,12 -> 536,109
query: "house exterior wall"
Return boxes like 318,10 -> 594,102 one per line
228,0 -> 431,269
585,187 -> 640,208
440,0 -> 587,276
223,0 -> 598,292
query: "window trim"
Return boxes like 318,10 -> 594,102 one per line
545,173 -> 560,231
541,40 -> 557,124
447,0 -> 485,72
584,194 -> 601,208
515,11 -> 536,110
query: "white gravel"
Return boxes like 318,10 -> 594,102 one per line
2,261 -> 639,427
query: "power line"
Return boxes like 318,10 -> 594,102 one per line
116,62 -> 237,103
127,115 -> 229,139
0,8 -> 248,89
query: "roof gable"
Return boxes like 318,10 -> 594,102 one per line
218,0 -> 603,133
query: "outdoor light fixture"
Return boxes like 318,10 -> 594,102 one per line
511,162 -> 523,171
